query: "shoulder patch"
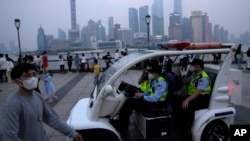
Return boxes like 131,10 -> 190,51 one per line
157,84 -> 162,90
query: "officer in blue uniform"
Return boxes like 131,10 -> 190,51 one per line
181,59 -> 211,134
118,65 -> 168,130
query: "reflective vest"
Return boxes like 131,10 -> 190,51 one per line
149,76 -> 168,101
187,71 -> 211,95
140,80 -> 150,92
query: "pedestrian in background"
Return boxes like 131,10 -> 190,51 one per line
35,55 -> 42,72
41,71 -> 57,103
74,53 -> 80,72
41,51 -> 48,74
114,49 -> 119,61
67,53 -> 73,73
235,44 -> 244,69
5,54 -> 14,83
93,59 -> 100,85
59,54 -> 65,73
0,53 -> 7,82
80,53 -> 86,72
95,52 -> 103,72
2,63 -> 83,141
88,52 -> 95,72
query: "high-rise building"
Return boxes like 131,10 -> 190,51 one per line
68,0 -> 80,40
202,13 -> 210,42
139,5 -> 149,33
213,24 -> 220,42
182,17 -> 192,41
209,23 -> 213,42
190,11 -> 203,42
45,35 -> 54,48
97,23 -> 106,41
129,8 -> 139,34
168,13 -> 181,41
108,17 -> 114,40
58,28 -> 67,40
118,28 -> 132,46
70,0 -> 77,29
81,20 -> 106,48
37,26 -> 46,51
151,0 -> 164,36
174,0 -> 182,21
114,23 -> 121,40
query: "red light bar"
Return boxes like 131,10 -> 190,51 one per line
166,42 -> 222,50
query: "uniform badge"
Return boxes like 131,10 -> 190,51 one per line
157,84 -> 162,90
198,79 -> 204,85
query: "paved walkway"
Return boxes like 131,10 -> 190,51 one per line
0,64 -> 250,141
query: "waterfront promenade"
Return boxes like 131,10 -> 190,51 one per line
0,63 -> 250,141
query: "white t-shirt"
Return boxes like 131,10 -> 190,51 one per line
115,52 -> 119,60
81,56 -> 86,63
59,58 -> 64,65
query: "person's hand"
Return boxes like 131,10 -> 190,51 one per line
134,91 -> 142,99
73,133 -> 83,141
182,99 -> 189,110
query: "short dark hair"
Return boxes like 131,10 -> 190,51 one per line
11,63 -> 36,80
148,65 -> 162,74
191,59 -> 204,68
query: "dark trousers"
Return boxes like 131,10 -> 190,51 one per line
68,62 -> 72,72
60,65 -> 65,72
0,70 -> 7,82
119,98 -> 160,128
179,94 -> 211,129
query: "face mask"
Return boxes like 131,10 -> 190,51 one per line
189,66 -> 195,72
148,73 -> 154,80
22,77 -> 38,90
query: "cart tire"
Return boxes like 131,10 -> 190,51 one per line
201,119 -> 229,141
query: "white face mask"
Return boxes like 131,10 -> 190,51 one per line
148,73 -> 154,80
22,77 -> 38,90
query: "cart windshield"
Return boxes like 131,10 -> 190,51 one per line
97,51 -> 150,94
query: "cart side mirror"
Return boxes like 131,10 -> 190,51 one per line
102,85 -> 113,98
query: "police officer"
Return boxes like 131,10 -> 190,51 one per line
118,65 -> 168,130
181,59 -> 211,132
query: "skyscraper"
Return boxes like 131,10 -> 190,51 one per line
114,23 -> 121,40
37,26 -> 46,51
81,20 -> 106,48
139,5 -> 149,33
108,17 -> 114,40
128,8 -> 139,34
182,17 -> 192,41
174,0 -> 182,20
68,0 -> 80,40
70,0 -> 77,29
151,0 -> 164,36
190,11 -> 203,42
168,13 -> 181,41
213,24 -> 220,42
58,28 -> 67,40
202,13 -> 210,42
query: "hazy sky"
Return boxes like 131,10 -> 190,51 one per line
0,0 -> 250,51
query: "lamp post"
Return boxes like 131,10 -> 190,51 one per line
14,19 -> 22,57
145,15 -> 151,49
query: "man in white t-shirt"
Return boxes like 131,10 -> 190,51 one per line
114,49 -> 119,61
0,53 -> 8,82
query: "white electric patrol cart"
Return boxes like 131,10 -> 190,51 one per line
67,43 -> 242,141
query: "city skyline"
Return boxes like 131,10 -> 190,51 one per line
0,0 -> 250,51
